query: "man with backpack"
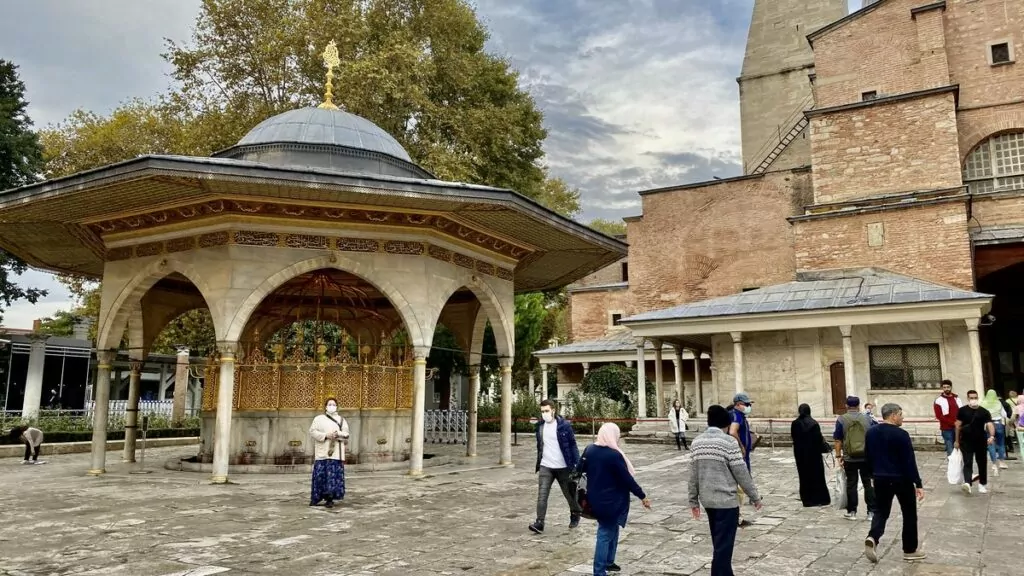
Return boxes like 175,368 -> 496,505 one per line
834,396 -> 876,520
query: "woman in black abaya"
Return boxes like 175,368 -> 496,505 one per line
790,403 -> 831,507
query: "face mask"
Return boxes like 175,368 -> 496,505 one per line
326,404 -> 337,414
541,412 -> 554,423
743,405 -> 752,415
968,400 -> 979,408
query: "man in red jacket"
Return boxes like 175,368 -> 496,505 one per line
934,379 -> 962,457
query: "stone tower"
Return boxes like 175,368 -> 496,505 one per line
739,0 -> 847,174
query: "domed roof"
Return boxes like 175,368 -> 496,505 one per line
237,107 -> 412,163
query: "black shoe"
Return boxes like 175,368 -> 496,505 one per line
325,499 -> 334,509
569,515 -> 580,529
607,563 -> 621,572
528,522 -> 544,534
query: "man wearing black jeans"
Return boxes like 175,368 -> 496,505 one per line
863,403 -> 925,563
954,389 -> 995,495
529,400 -> 582,534
833,396 -> 876,521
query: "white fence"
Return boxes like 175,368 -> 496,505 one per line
85,400 -> 195,419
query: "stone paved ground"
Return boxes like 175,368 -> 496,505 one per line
1,435 -> 1022,576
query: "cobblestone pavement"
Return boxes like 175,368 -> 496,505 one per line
1,435 -> 1021,576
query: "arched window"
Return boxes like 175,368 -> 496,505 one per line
963,131 -> 1024,194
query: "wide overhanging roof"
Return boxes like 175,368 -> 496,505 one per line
0,155 -> 626,292
622,268 -> 992,344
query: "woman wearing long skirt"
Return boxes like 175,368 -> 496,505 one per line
309,397 -> 349,508
790,404 -> 831,507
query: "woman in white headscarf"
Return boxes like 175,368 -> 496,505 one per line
309,397 -> 349,508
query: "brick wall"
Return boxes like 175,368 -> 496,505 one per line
626,171 -> 811,313
793,202 -> 974,289
571,257 -> 628,288
568,288 -> 631,342
946,0 -> 1024,111
810,92 -> 963,203
811,0 -> 950,109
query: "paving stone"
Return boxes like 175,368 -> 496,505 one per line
1,437 -> 1021,575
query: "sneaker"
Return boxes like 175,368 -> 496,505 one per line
961,482 -> 972,495
843,511 -> 857,521
978,484 -> 989,494
21,460 -> 31,465
569,515 -> 580,529
528,522 -> 544,534
999,462 -> 1009,469
866,512 -> 874,522
992,465 -> 999,477
607,563 -> 621,572
864,537 -> 878,563
903,550 -> 926,561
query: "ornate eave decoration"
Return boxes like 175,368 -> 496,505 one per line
104,229 -> 515,282
88,198 -> 532,261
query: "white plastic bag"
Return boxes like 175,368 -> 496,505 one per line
833,466 -> 847,510
947,449 -> 964,485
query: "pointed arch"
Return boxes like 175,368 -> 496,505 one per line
224,254 -> 425,347
428,273 -> 514,359
97,258 -> 220,351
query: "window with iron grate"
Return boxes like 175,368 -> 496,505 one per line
869,344 -> 942,390
963,132 -> 1024,194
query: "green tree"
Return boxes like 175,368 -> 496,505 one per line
0,60 -> 47,325
587,218 -> 626,237
580,364 -> 654,417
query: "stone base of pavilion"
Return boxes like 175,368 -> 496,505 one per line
166,451 -> 454,475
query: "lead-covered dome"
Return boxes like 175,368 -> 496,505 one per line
215,107 -> 431,179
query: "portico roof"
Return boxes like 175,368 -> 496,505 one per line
534,329 -> 706,364
0,154 -> 626,292
621,268 -> 992,345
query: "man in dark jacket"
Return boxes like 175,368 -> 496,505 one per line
530,399 -> 582,533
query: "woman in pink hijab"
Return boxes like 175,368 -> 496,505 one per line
580,423 -> 650,575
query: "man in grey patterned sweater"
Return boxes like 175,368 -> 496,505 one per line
689,405 -> 763,576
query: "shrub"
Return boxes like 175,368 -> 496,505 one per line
563,390 -> 636,434
580,364 -> 655,417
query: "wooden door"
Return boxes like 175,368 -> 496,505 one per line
830,362 -> 847,415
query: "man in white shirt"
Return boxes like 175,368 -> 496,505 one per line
529,399 -> 581,534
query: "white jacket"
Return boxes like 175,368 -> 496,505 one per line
668,407 -> 688,434
309,413 -> 350,461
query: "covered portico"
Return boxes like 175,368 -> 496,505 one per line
533,330 -> 712,417
621,268 -> 992,418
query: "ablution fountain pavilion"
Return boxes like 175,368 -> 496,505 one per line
0,43 -> 625,481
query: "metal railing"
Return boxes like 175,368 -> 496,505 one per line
745,93 -> 815,174
424,409 -> 468,444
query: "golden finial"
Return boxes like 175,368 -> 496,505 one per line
318,40 -> 341,110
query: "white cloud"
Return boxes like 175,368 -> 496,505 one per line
1,270 -> 75,330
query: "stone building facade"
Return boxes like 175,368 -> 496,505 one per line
541,0 -> 1024,420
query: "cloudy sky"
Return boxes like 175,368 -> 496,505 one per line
0,0 -> 860,329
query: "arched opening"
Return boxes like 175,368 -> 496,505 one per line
978,262 -> 1024,396
199,267 -> 417,466
963,131 -> 1024,195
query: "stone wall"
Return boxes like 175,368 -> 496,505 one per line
809,92 -> 962,204
793,202 -> 974,289
571,256 -> 628,288
567,288 -> 631,341
709,321 -> 974,419
626,170 -> 811,314
945,0 -> 1024,111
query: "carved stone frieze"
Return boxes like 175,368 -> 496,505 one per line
87,198 -> 530,260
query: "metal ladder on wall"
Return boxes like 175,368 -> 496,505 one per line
747,94 -> 815,175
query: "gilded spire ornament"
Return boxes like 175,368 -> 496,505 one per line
318,40 -> 341,110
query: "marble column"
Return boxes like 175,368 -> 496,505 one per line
172,347 -> 189,425
409,346 -> 429,475
840,325 -> 856,398
582,362 -> 590,377
88,350 -> 116,476
467,364 -> 480,457
211,342 -> 238,484
653,340 -> 665,417
966,318 -> 986,392
123,359 -> 144,463
540,364 -> 549,400
672,346 -> 684,404
499,357 -> 513,466
22,336 -> 48,419
693,351 -> 704,413
635,338 -> 647,419
730,332 -> 744,394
